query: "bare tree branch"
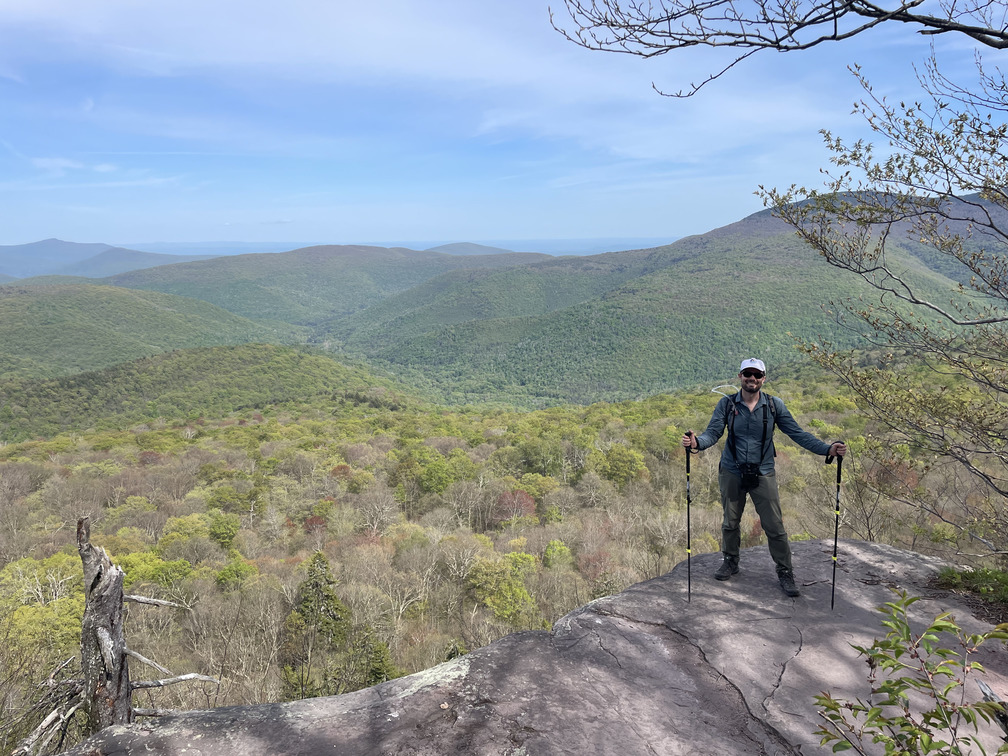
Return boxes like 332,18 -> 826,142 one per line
124,594 -> 186,609
125,647 -> 173,676
11,698 -> 83,756
132,673 -> 220,690
551,0 -> 1008,94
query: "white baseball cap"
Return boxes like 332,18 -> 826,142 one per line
740,358 -> 766,375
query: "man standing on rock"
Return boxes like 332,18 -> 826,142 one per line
681,358 -> 846,597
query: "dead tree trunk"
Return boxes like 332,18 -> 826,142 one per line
14,520 -> 216,755
77,517 -> 132,731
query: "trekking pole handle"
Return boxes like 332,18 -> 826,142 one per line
825,439 -> 845,465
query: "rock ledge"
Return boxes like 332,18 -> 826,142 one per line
62,540 -> 1008,755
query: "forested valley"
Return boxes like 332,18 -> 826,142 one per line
1,196 -> 1004,753
0,344 -> 997,752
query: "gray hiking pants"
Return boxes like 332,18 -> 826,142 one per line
719,469 -> 793,577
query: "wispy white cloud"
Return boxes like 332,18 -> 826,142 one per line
0,0 -> 985,243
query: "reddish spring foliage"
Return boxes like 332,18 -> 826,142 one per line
576,549 -> 612,581
303,515 -> 327,535
137,450 -> 162,466
330,464 -> 353,481
866,458 -> 920,491
493,490 -> 536,526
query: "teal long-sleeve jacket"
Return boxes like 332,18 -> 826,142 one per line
693,391 -> 833,476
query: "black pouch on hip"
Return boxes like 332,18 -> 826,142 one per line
739,463 -> 760,493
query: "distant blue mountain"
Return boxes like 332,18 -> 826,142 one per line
0,236 -> 680,279
124,238 -> 680,257
425,242 -> 516,256
123,241 -> 314,256
0,239 -> 115,278
0,239 -> 216,278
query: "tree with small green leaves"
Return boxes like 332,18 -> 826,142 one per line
466,553 -> 538,626
760,60 -> 1008,554
600,443 -> 646,488
815,590 -> 1008,755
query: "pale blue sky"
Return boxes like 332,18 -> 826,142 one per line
0,0 -> 979,248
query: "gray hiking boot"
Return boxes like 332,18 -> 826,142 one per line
779,573 -> 801,597
714,559 -> 739,581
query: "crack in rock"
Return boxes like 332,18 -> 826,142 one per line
576,630 -> 660,756
590,603 -> 670,629
763,624 -> 804,714
583,604 -> 799,754
595,631 -> 624,669
665,624 -> 800,754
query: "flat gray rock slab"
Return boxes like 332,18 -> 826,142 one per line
61,540 -> 1008,755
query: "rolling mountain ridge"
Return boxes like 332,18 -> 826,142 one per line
0,344 -> 405,441
104,245 -> 552,326
0,206 -> 970,407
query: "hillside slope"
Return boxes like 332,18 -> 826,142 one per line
0,284 -> 297,381
316,246 -> 682,347
57,248 -> 217,277
0,344 -> 409,441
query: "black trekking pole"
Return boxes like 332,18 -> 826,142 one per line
826,453 -> 843,610
685,431 -> 693,602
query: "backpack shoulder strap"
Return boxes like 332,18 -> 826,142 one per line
725,393 -> 739,462
764,393 -> 778,457
724,393 -> 739,430
764,392 -> 778,419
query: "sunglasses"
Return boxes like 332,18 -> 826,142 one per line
741,370 -> 765,379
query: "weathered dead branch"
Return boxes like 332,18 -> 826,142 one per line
11,518 -> 218,756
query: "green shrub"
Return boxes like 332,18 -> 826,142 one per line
815,590 -> 1008,754
937,568 -> 1008,609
